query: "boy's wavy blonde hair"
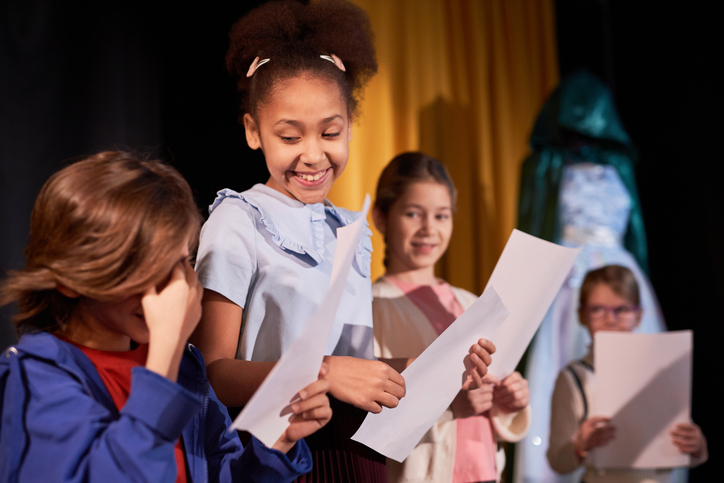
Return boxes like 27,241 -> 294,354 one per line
1,151 -> 202,335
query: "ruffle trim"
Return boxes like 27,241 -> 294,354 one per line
209,189 -> 372,278
325,205 -> 373,279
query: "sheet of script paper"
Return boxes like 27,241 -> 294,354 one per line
352,286 -> 510,462
352,229 -> 582,461
230,195 -> 371,447
594,331 -> 692,469
485,229 -> 583,379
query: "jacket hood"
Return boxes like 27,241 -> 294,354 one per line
8,332 -> 206,383
9,331 -> 70,364
529,71 -> 632,149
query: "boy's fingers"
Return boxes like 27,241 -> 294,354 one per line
302,405 -> 333,421
298,379 -> 330,400
292,393 -> 329,414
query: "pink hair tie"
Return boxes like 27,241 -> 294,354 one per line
320,54 -> 346,72
246,56 -> 270,78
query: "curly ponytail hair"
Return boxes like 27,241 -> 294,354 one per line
226,0 -> 377,119
0,152 -> 202,335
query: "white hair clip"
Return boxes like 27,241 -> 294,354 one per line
246,56 -> 271,78
320,54 -> 346,72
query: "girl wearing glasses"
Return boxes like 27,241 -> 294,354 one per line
547,265 -> 707,482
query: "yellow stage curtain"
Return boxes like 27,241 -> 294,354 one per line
328,0 -> 559,294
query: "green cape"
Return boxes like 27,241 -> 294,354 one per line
517,71 -> 649,273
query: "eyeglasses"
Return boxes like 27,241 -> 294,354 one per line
582,304 -> 640,321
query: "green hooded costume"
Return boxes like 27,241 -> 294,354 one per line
517,70 -> 649,273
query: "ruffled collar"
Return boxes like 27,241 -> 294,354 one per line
209,184 -> 372,277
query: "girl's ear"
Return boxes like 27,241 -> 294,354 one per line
243,113 -> 261,150
346,115 -> 353,142
371,206 -> 385,235
56,284 -> 80,299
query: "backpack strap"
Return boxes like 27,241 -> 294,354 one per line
566,363 -> 588,423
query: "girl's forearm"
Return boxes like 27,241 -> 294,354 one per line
206,358 -> 277,407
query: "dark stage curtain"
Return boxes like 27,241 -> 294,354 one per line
0,1 -> 269,349
556,2 -> 721,481
1,1 -> 162,348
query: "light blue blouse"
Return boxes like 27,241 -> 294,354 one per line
195,184 -> 374,362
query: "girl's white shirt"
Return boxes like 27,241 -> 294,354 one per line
195,183 -> 374,362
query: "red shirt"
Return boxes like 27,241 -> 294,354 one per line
62,337 -> 188,483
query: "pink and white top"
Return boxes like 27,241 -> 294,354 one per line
388,277 -> 498,483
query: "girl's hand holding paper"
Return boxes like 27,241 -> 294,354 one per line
324,355 -> 406,413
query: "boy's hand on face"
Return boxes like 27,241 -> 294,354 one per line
143,260 -> 203,382
671,422 -> 706,459
493,371 -> 529,413
143,260 -> 203,344
577,416 -> 616,451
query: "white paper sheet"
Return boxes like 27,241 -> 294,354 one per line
230,195 -> 371,447
352,229 -> 581,462
351,286 -> 510,462
594,331 -> 692,469
485,229 -> 583,379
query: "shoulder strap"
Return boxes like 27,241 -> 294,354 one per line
566,363 -> 588,422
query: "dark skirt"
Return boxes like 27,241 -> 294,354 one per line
296,395 -> 387,483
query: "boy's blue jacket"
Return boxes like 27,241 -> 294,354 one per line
0,332 -> 312,482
